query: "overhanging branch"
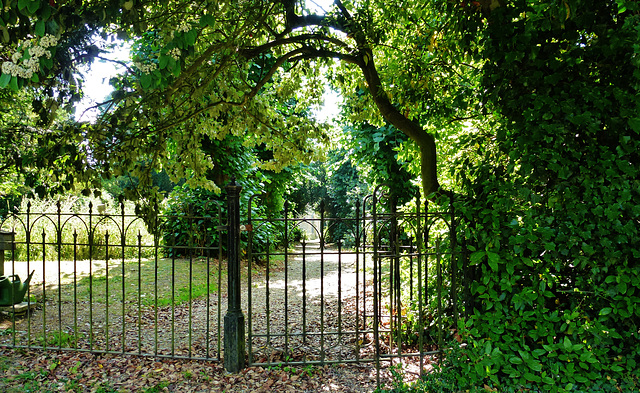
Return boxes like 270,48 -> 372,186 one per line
242,33 -> 350,59
289,48 -> 361,66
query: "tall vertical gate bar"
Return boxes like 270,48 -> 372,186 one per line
247,194 -> 257,364
417,195 -> 425,376
355,199 -> 361,362
372,187 -> 381,387
450,192 -> 458,326
224,180 -> 246,372
284,202 -> 290,356
320,200 -> 326,363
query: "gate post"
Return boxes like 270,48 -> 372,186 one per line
224,180 -> 246,372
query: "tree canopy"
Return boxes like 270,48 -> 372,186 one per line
1,0 -> 466,199
2,0 -> 640,391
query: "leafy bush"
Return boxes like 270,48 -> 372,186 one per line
161,182 -> 290,258
160,185 -> 225,258
443,1 -> 640,391
374,363 -> 458,393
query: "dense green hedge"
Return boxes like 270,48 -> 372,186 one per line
440,1 -> 640,392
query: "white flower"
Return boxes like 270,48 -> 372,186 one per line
24,57 -> 39,72
15,64 -> 32,79
40,34 -> 59,48
134,61 -> 158,74
2,35 -> 58,81
1,61 -> 13,75
176,22 -> 190,33
29,45 -> 46,58
167,48 -> 181,61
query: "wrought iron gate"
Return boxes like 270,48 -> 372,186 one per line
243,185 -> 459,378
0,198 -> 228,361
0,183 -> 459,377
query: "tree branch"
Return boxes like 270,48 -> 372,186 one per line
289,48 -> 361,66
242,33 -> 350,59
245,47 -> 312,100
94,56 -> 136,74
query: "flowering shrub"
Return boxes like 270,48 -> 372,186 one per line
0,34 -> 58,87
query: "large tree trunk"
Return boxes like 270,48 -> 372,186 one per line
359,48 -> 440,196
278,0 -> 440,196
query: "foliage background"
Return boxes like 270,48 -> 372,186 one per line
429,1 -> 640,391
2,0 -> 640,391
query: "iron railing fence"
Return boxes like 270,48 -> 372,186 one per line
0,184 -> 461,381
0,200 -> 227,361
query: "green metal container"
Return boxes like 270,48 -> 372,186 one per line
0,271 -> 35,306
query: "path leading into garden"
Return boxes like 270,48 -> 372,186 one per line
0,243 -> 409,391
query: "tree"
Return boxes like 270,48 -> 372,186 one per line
0,86 -> 88,203
5,1 -> 639,389
1,0 -> 472,198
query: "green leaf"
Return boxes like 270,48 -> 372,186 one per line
159,55 -> 169,70
46,19 -> 59,35
470,251 -> 485,265
484,341 -> 492,355
9,75 -> 18,91
185,30 -> 197,46
199,14 -> 216,27
617,282 -> 627,294
18,0 -> 28,10
528,361 -> 543,372
506,261 -> 515,275
541,375 -> 554,384
30,73 -> 39,83
509,356 -> 523,365
523,372 -> 541,382
563,336 -> 572,351
35,19 -> 45,36
0,73 -> 10,88
41,56 -> 53,69
616,0 -> 627,13
599,307 -> 612,316
627,117 -> 640,132
27,0 -> 40,14
487,252 -> 499,271
140,73 -> 152,89
532,349 -> 546,358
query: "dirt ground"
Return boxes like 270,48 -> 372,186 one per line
0,244 -> 434,392
0,346 -> 392,392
